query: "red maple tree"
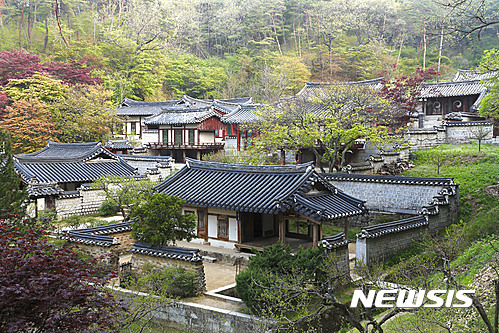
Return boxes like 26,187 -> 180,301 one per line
0,220 -> 126,332
0,49 -> 101,87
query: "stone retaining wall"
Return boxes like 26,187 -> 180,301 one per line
111,287 -> 267,333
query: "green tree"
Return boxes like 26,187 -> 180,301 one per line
0,130 -> 26,218
93,175 -> 154,221
130,193 -> 196,247
54,84 -> 121,142
249,84 -> 398,171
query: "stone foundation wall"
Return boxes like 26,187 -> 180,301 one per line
112,287 -> 265,333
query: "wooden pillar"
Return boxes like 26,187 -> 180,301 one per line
196,150 -> 201,160
203,208 -> 209,244
312,223 -> 319,249
278,213 -> 286,243
344,218 -> 349,241
297,151 -> 303,164
237,216 -> 242,244
236,127 -> 241,151
182,150 -> 186,163
280,149 -> 285,165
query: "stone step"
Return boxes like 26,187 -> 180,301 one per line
202,256 -> 217,263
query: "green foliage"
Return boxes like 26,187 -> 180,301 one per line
0,130 -> 27,218
130,193 -> 196,247
98,200 -> 120,217
93,175 -> 155,221
125,266 -> 199,299
59,215 -> 105,230
370,214 -> 401,225
235,243 -> 326,314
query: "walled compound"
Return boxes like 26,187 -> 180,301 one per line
14,141 -> 174,219
61,221 -> 206,292
323,173 -> 460,265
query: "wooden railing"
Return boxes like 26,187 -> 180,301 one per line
148,142 -> 224,149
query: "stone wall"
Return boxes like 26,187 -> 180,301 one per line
445,122 -> 494,144
76,243 -> 121,270
328,178 -> 455,215
405,121 -> 494,152
356,221 -> 428,265
112,287 -> 266,333
55,188 -> 106,219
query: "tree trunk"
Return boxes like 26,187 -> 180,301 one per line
55,0 -> 69,47
19,1 -> 25,48
437,25 -> 444,82
43,18 -> 49,53
0,0 -> 5,28
395,36 -> 404,69
270,13 -> 283,56
422,22 -> 427,71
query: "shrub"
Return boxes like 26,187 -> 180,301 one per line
126,266 -> 199,298
99,200 -> 120,216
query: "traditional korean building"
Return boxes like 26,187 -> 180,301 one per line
14,141 -> 143,217
116,95 -> 261,161
153,158 -> 365,249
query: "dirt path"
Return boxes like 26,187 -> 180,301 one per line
203,261 -> 237,291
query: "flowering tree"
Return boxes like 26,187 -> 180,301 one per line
0,99 -> 58,153
0,222 -> 126,332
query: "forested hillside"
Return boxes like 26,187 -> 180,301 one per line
0,0 -> 497,104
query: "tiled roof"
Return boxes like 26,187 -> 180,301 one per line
296,78 -> 384,99
356,215 -> 428,239
61,222 -> 132,246
419,80 -> 486,98
321,232 -> 349,249
117,98 -> 183,116
61,231 -> 118,247
324,173 -> 457,186
104,140 -> 133,150
444,120 -> 493,127
154,159 -> 365,222
144,106 -> 222,125
221,105 -> 262,123
14,142 -> 141,184
130,242 -> 202,262
16,141 -> 105,162
26,182 -> 63,197
72,221 -> 133,235
452,69 -> 495,82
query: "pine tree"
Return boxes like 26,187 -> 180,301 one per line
0,129 -> 27,218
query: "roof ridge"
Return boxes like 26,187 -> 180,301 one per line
185,158 -> 314,173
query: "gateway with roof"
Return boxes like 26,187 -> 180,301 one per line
153,158 -> 365,250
